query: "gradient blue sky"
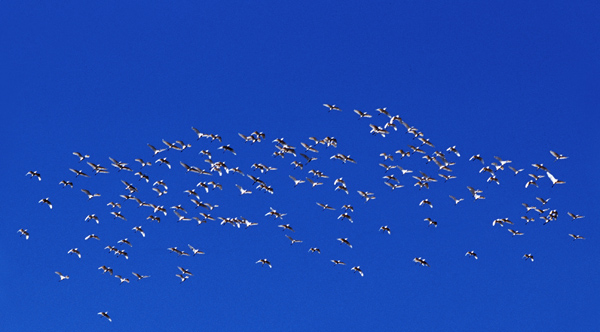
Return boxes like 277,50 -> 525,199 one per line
2,2 -> 599,331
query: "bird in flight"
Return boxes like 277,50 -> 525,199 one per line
337,238 -> 352,248
18,229 -> 30,239
39,197 -> 52,209
26,171 -> 42,181
55,271 -> 70,281
256,259 -> 272,268
351,266 -> 364,277
550,150 -> 568,161
413,257 -> 430,267
465,251 -> 478,259
132,272 -> 150,280
98,312 -> 112,322
546,171 -> 565,187
569,234 -> 585,240
567,212 -> 584,220
323,104 -> 341,112
380,225 -> 391,234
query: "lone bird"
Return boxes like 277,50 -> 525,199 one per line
465,251 -> 478,259
98,312 -> 112,322
18,229 -> 29,239
256,259 -> 272,268
55,271 -> 69,281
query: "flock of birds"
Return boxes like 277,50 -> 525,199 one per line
20,104 -> 587,323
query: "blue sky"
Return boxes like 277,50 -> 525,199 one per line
2,1 -> 599,331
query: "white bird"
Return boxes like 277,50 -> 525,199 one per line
278,224 -> 295,232
176,274 -> 190,283
523,254 -> 534,262
357,190 -> 375,202
337,238 -> 352,248
115,275 -> 130,284
337,212 -> 353,223
509,166 -> 524,175
26,171 -> 42,181
353,109 -> 372,118
446,146 -> 460,157
18,229 -> 30,239
449,195 -> 464,205
550,150 -> 568,161
135,158 -> 152,167
316,202 -> 335,211
469,154 -> 484,164
308,248 -> 321,253
508,229 -> 524,236
72,152 -> 90,162
178,266 -> 193,276
84,234 -> 100,241
256,259 -> 272,268
306,177 -> 323,188
111,211 -> 127,221
546,171 -> 565,187
286,175 -> 304,187
419,199 -> 433,208
68,248 -> 82,258
107,202 -> 121,209
351,266 -> 364,277
569,234 -> 585,240
85,214 -> 99,224
567,212 -> 584,220
323,104 -> 341,112
39,197 -> 52,209
525,180 -> 538,188
285,234 -> 302,245
55,271 -> 70,281
98,266 -> 113,275
535,197 -> 550,205
132,272 -> 150,280
98,312 -> 112,322
69,168 -> 90,177
188,244 -> 205,255
81,189 -> 101,200
413,257 -> 430,267
235,184 -> 252,195
331,259 -> 346,265
133,226 -> 145,237
380,225 -> 391,234
465,251 -> 478,259
59,180 -> 74,187
155,157 -> 171,169
118,238 -> 132,247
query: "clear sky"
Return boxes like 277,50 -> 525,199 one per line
2,1 -> 599,331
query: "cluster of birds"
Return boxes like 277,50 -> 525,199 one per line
20,104 -> 588,322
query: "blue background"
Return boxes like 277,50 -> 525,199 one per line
2,2 -> 599,331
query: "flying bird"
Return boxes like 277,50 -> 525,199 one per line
39,197 -> 52,209
81,189 -> 101,200
337,238 -> 352,248
550,150 -> 568,161
55,271 -> 70,281
256,259 -> 272,268
351,266 -> 364,277
18,229 -> 29,239
26,171 -> 42,181
323,104 -> 341,112
546,171 -> 565,187
465,251 -> 478,259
